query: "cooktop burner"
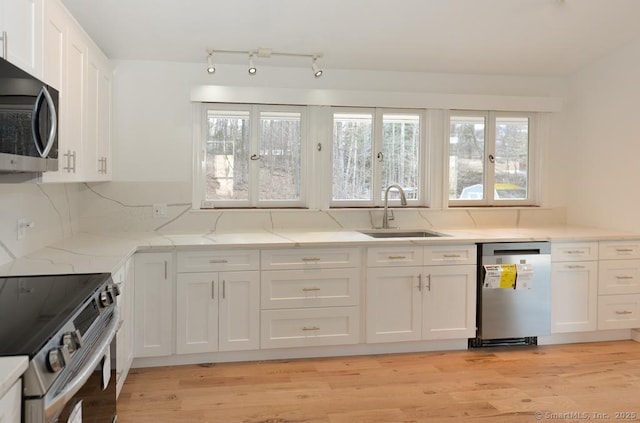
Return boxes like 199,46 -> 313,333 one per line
0,273 -> 111,357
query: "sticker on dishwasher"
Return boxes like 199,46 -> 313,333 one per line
483,264 -> 534,289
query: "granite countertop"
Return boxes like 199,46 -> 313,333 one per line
0,225 -> 637,277
0,356 -> 27,399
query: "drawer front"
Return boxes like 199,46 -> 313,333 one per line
367,246 -> 423,267
598,259 -> 640,295
551,242 -> 598,262
424,245 -> 476,266
597,294 -> 640,330
261,268 -> 360,309
261,307 -> 360,348
177,250 -> 259,272
261,248 -> 361,270
599,240 -> 640,260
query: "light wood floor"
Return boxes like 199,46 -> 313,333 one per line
117,341 -> 640,422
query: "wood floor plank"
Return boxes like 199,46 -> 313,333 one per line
118,340 -> 640,422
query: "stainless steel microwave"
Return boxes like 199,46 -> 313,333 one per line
0,57 -> 58,173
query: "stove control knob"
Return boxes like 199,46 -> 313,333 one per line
61,330 -> 83,353
99,290 -> 111,307
111,283 -> 121,297
46,348 -> 65,373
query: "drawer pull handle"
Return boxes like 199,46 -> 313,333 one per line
566,265 -> 585,269
443,254 -> 462,258
302,257 -> 321,262
566,250 -> 586,254
388,255 -> 407,260
616,276 -> 634,280
616,248 -> 634,253
209,259 -> 229,264
615,310 -> 633,315
302,287 -> 321,292
302,326 -> 320,331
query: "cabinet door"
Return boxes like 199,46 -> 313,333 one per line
134,253 -> 173,357
551,261 -> 598,333
115,257 -> 134,398
422,265 -> 476,340
85,48 -> 112,181
366,266 -> 422,343
1,0 -> 42,77
176,272 -> 218,354
218,271 -> 260,351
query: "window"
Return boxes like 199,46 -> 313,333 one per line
201,105 -> 306,208
448,111 -> 534,206
331,108 -> 423,207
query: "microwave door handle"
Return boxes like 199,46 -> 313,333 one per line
31,86 -> 57,158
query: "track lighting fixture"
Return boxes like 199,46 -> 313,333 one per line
311,57 -> 323,78
206,52 -> 215,74
248,53 -> 257,75
205,48 -> 324,77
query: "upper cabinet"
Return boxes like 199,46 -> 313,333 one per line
0,0 -> 43,77
41,0 -> 112,183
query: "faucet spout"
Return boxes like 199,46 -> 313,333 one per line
382,184 -> 407,229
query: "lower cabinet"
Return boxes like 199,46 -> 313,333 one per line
133,252 -> 174,358
0,379 -> 21,423
176,270 -> 260,354
114,257 -> 134,398
550,242 -> 598,333
366,245 -> 476,343
260,247 -> 362,349
175,250 -> 261,354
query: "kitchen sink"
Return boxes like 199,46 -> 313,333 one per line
359,230 -> 447,238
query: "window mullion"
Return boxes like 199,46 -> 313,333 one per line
373,109 -> 384,207
485,112 -> 496,205
249,105 -> 260,206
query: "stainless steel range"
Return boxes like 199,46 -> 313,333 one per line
0,273 -> 120,423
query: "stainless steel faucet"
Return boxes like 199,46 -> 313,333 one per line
382,184 -> 407,229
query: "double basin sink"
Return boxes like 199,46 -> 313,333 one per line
359,229 -> 447,238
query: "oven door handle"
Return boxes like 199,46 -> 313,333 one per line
43,305 -> 119,421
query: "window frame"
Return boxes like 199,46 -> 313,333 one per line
197,103 -> 308,209
446,110 -> 537,207
329,107 -> 427,208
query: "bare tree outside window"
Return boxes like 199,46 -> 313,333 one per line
381,114 -> 420,201
332,113 -> 373,201
259,112 -> 301,201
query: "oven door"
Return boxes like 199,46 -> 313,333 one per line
24,306 -> 119,423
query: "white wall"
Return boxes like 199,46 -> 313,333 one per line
558,37 -> 640,231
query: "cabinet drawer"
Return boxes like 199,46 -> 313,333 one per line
598,260 -> 640,295
261,268 -> 360,309
367,246 -> 423,267
424,245 -> 476,266
177,250 -> 259,272
261,307 -> 359,349
261,248 -> 361,270
551,242 -> 598,262
599,240 -> 640,260
597,294 -> 640,330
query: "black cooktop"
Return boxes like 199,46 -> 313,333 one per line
0,273 -> 111,357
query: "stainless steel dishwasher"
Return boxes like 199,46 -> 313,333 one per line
470,242 -> 551,347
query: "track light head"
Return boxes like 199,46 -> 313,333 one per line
248,53 -> 257,76
311,57 -> 323,78
206,52 -> 215,74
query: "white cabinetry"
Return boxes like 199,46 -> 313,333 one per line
41,0 -> 112,182
0,379 -> 21,423
114,257 -> 134,398
0,0 -> 42,77
260,247 -> 361,348
134,252 -> 174,358
597,240 -> 640,330
176,250 -> 260,354
366,245 -> 476,343
550,242 -> 598,333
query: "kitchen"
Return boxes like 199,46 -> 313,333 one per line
2,0 -> 640,421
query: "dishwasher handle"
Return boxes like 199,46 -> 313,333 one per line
492,249 -> 543,256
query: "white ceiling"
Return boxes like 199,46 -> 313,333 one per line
61,0 -> 640,76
